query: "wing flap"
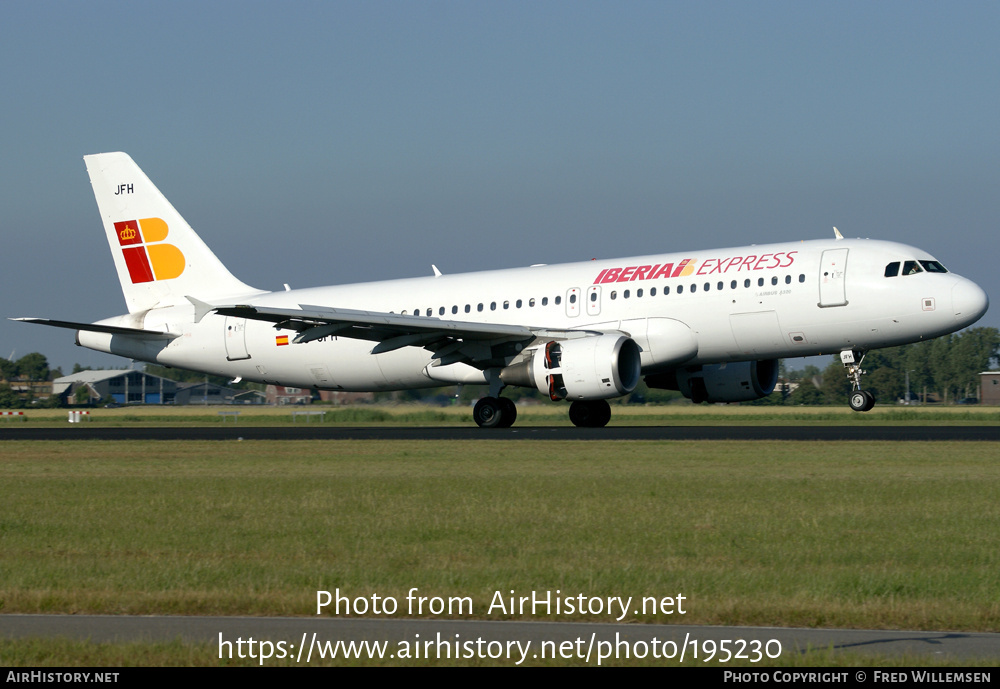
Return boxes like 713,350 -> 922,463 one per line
213,304 -> 535,340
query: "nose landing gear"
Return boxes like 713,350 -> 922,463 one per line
842,350 -> 876,412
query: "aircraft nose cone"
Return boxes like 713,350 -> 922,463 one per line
952,279 -> 989,325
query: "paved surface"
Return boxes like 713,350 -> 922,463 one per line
2,425 -> 999,441
1,615 -> 997,661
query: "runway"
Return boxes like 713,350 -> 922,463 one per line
2,614 -> 998,662
2,425 -> 1000,441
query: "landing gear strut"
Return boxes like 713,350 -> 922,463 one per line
569,399 -> 612,428
473,396 -> 517,428
841,350 -> 876,412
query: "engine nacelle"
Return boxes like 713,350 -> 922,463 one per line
500,334 -> 642,401
647,359 -> 779,403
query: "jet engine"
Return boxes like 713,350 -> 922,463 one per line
500,334 -> 642,400
646,359 -> 779,404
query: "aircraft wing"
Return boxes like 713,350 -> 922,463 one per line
210,303 -> 601,368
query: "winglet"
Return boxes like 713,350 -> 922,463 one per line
432,265 -> 442,277
833,227 -> 844,240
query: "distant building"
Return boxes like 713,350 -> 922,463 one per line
232,389 -> 268,405
979,372 -> 1000,405
53,370 -> 178,405
173,382 -> 267,405
175,382 -> 238,406
266,385 -> 312,405
318,390 -> 375,405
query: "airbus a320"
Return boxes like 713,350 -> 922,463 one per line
15,153 -> 989,427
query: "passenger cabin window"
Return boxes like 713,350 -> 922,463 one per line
885,262 -> 900,277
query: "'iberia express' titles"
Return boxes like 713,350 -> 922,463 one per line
593,251 -> 798,284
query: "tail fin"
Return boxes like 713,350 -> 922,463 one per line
85,152 -> 262,313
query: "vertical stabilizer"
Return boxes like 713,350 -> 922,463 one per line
85,152 -> 263,313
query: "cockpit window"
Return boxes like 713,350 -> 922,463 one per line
884,262 -> 900,277
902,260 -> 923,275
919,260 -> 948,273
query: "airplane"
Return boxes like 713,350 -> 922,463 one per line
14,152 -> 989,427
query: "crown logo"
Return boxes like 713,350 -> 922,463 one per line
119,226 -> 137,241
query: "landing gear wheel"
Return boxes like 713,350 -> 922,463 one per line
862,390 -> 875,411
497,397 -> 517,428
473,397 -> 503,428
849,390 -> 875,412
569,399 -> 612,428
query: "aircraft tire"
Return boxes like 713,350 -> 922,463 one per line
862,390 -> 876,411
849,390 -> 875,412
473,397 -> 503,428
569,399 -> 612,428
497,397 -> 517,428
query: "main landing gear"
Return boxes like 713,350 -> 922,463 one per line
841,350 -> 876,412
472,397 -> 613,428
472,396 -> 517,428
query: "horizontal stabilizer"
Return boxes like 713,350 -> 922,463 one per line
11,317 -> 178,339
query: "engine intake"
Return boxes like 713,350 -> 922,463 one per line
500,334 -> 642,400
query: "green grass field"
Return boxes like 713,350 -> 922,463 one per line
7,402 -> 1000,426
3,438 -> 998,665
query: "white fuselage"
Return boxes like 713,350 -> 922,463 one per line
80,237 -> 988,392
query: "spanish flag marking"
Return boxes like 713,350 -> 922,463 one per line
276,335 -> 289,346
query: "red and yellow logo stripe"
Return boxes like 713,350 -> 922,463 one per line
115,218 -> 185,284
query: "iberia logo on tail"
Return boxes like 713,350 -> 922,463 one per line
114,218 -> 185,283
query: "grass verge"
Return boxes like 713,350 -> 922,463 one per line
2,440 -> 998,633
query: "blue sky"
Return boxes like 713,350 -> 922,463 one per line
2,1 -> 998,372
